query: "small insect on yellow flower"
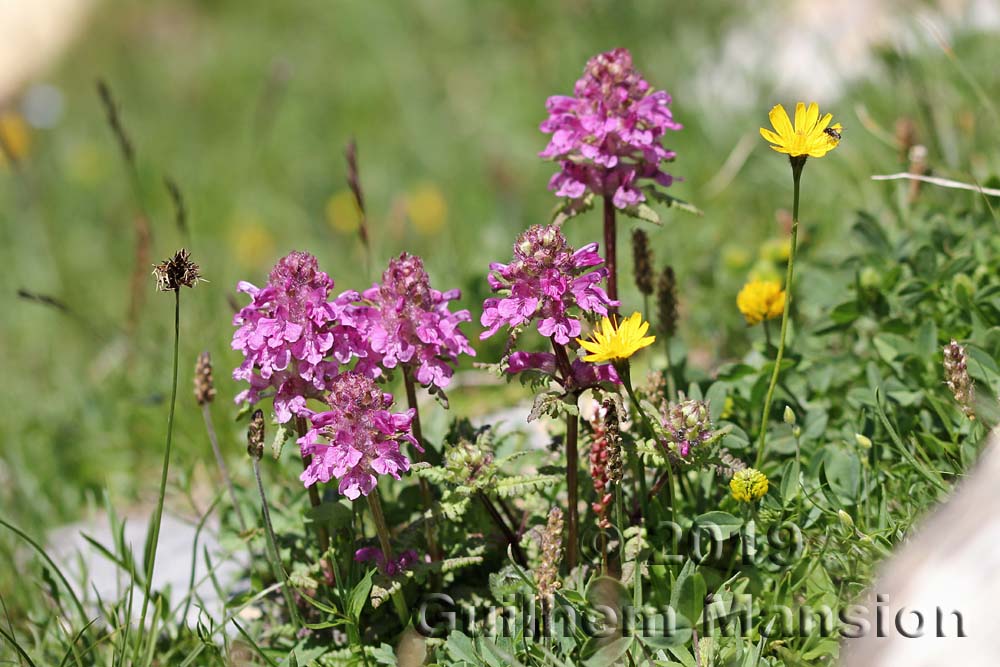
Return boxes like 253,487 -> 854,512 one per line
760,102 -> 841,158
730,468 -> 769,503
736,279 -> 785,326
577,312 -> 655,364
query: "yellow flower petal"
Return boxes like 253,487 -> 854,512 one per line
760,101 -> 841,159
576,312 -> 656,364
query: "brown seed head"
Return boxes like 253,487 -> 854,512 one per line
631,228 -> 655,296
535,507 -> 564,600
153,248 -> 202,292
248,409 -> 266,459
194,351 -> 216,406
603,399 -> 623,485
944,339 -> 975,420
656,266 -> 678,338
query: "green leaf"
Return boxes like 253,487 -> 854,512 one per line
693,512 -> 743,540
445,631 -> 480,664
347,568 -> 375,620
780,458 -> 800,505
633,203 -> 662,225
583,637 -> 634,667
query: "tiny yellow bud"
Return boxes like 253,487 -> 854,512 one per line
855,434 -> 872,449
838,510 -> 855,530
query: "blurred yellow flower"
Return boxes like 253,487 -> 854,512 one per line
760,102 -> 841,158
0,112 -> 30,164
737,279 -> 785,326
722,246 -> 751,271
230,218 -> 276,268
730,468 -> 769,502
406,182 -> 447,236
578,312 -> 655,364
759,237 -> 791,263
325,190 -> 362,234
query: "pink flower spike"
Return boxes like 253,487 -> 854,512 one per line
297,372 -> 419,498
540,48 -> 681,210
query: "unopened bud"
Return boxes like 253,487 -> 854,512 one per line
783,406 -> 796,425
838,509 -> 855,531
855,433 -> 872,449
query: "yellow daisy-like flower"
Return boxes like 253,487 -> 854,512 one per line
736,279 -> 785,326
730,468 -> 769,503
760,102 -> 841,158
577,312 -> 655,364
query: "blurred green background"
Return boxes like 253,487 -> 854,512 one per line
1,0 -> 998,532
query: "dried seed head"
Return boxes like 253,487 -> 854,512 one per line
153,248 -> 202,292
943,339 -> 975,420
194,351 -> 216,406
656,266 -> 678,338
534,507 -> 564,600
603,399 -> 623,484
631,228 -> 655,296
247,409 -> 266,459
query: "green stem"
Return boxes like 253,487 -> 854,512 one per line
755,159 -> 804,468
367,488 -> 409,625
403,368 -> 442,563
618,363 -> 661,526
664,338 -> 677,402
565,410 -> 580,570
201,403 -> 248,532
253,458 -> 303,630
614,482 -> 627,568
295,417 -> 332,574
135,289 -> 180,659
604,196 -> 618,311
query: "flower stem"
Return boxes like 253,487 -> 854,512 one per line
253,457 -> 303,630
756,159 -> 804,468
135,289 -> 180,659
565,410 -> 580,570
402,368 -> 442,563
367,488 -> 409,625
477,491 -> 527,567
603,196 -> 618,310
664,338 -> 677,402
618,363 -> 661,525
295,417 -> 334,583
201,403 -> 247,533
614,481 -> 627,568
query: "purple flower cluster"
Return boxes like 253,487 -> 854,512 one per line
358,253 -> 475,389
540,48 -> 681,209
662,399 -> 712,460
481,224 -> 616,345
355,546 -> 421,576
231,251 -> 365,423
506,351 -> 618,387
297,372 -> 420,499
